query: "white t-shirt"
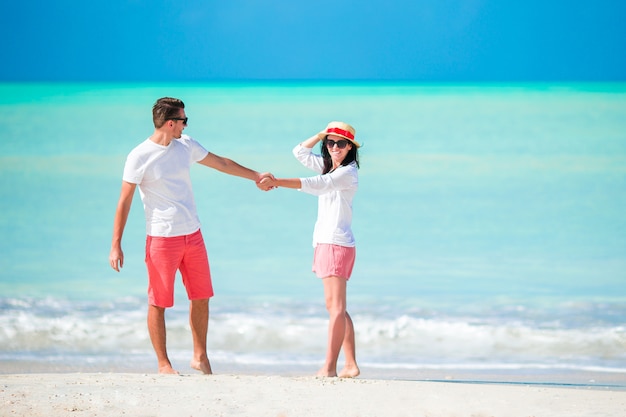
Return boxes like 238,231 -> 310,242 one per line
293,144 -> 358,247
123,135 -> 209,237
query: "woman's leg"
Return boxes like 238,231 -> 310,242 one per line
317,276 -> 347,377
338,311 -> 360,378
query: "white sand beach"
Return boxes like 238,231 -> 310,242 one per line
1,373 -> 624,417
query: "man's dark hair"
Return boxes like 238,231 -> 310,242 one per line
152,97 -> 185,128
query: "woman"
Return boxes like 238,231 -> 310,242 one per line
262,121 -> 361,378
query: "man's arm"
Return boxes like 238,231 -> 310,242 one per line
197,152 -> 274,189
109,181 -> 136,272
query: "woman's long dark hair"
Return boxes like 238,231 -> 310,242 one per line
321,137 -> 360,174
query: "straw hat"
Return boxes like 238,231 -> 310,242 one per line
320,121 -> 360,148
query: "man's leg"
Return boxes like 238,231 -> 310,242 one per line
147,304 -> 178,374
189,298 -> 212,374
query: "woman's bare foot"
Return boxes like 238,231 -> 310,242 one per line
338,364 -> 360,378
191,358 -> 213,375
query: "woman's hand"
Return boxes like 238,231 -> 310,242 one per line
257,174 -> 276,191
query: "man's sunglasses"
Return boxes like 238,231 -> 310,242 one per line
168,117 -> 188,125
325,139 -> 350,149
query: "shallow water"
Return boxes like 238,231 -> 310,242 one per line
1,82 -> 625,382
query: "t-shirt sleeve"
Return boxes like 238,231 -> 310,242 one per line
122,152 -> 144,184
187,137 -> 209,162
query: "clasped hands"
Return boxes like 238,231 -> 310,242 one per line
256,173 -> 277,191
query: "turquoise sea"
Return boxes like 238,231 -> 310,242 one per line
0,82 -> 625,385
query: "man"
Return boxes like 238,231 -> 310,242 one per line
109,97 -> 272,374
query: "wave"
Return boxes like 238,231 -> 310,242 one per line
1,296 -> 625,373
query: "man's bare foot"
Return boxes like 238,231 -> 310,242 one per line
338,365 -> 360,378
158,364 -> 179,375
191,358 -> 213,375
316,368 -> 337,377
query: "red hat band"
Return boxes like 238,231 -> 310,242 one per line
326,127 -> 355,141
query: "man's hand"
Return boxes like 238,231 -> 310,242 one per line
109,247 -> 124,272
256,172 -> 276,191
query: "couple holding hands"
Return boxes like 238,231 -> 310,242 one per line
110,97 -> 360,378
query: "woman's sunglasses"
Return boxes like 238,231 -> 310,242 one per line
325,139 -> 350,149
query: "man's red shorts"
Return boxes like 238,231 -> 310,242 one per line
145,229 -> 214,307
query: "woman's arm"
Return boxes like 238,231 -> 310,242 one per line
299,165 -> 358,195
293,137 -> 325,173
300,132 -> 324,149
277,130 -> 329,187
260,177 -> 302,189
260,164 -> 357,194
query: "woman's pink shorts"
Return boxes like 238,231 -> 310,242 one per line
145,229 -> 214,308
312,244 -> 356,280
